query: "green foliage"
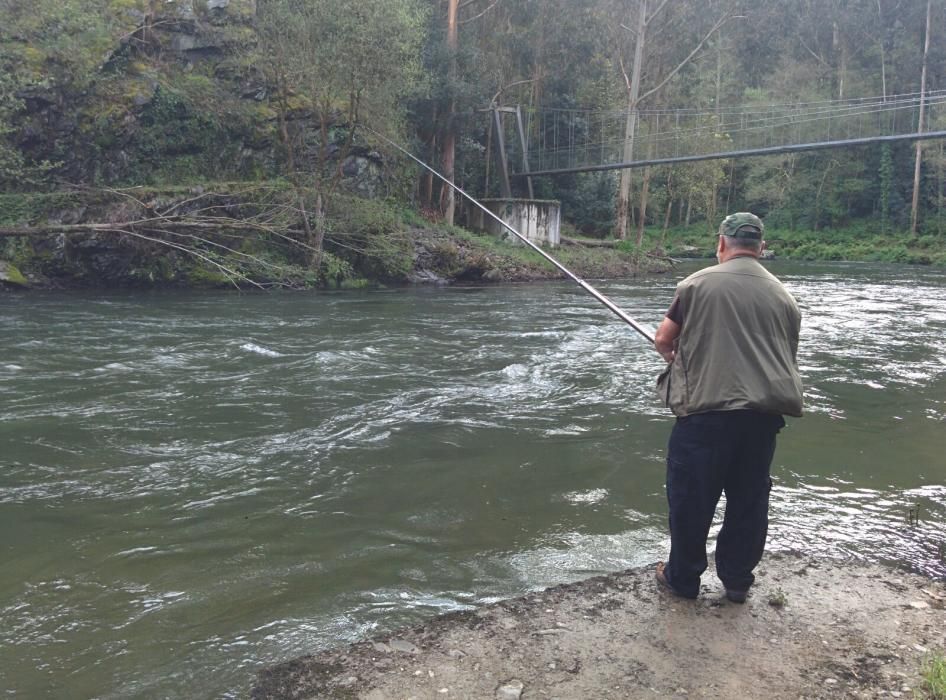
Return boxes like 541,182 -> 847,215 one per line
879,144 -> 893,232
324,194 -> 413,282
319,251 -> 358,288
0,236 -> 36,269
329,194 -> 401,236
256,0 -> 427,177
0,71 -> 58,187
650,221 -> 946,266
131,87 -> 232,183
0,0 -> 141,88
0,191 -> 83,225
185,263 -> 233,288
558,172 -> 619,235
0,72 -> 25,185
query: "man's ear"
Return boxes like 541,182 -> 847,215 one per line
717,235 -> 726,256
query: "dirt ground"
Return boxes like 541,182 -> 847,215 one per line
252,554 -> 946,699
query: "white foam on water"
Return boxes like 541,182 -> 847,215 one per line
501,363 -> 528,379
240,342 -> 283,358
544,424 -> 588,436
114,546 -> 160,558
94,362 -> 133,373
562,488 -> 609,505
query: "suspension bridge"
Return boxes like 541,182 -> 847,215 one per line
487,90 -> 946,191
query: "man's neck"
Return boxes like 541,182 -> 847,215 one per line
719,252 -> 760,263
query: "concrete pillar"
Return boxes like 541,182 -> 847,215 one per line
472,199 -> 561,248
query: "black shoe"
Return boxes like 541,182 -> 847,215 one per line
725,588 -> 748,604
656,562 -> 698,600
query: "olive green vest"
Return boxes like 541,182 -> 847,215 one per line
656,256 -> 803,417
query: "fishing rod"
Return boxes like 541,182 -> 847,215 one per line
365,126 -> 656,345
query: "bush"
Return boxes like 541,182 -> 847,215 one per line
325,194 -> 412,282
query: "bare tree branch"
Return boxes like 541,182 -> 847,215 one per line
115,227 -> 254,290
491,78 -> 535,106
619,54 -> 632,93
637,12 -> 733,105
154,228 -> 298,276
459,0 -> 501,24
646,0 -> 672,26
3,182 -> 419,289
798,35 -> 829,67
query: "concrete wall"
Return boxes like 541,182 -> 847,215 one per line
470,199 -> 561,248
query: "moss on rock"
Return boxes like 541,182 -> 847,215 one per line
0,260 -> 29,287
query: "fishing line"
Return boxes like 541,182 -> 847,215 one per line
364,126 -> 656,345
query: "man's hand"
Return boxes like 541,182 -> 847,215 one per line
654,316 -> 681,364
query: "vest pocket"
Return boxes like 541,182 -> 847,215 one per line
657,365 -> 672,407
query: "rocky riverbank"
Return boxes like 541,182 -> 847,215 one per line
0,187 -> 670,290
252,554 -> 945,699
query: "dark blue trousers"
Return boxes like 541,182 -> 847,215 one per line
665,410 -> 785,598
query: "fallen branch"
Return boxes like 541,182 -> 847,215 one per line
0,221 -> 277,237
561,236 -> 620,248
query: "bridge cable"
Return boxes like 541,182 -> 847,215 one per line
525,130 -> 946,177
531,95 -> 946,163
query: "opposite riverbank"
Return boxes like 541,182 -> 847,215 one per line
0,187 -> 671,290
252,554 -> 946,699
3,187 -> 945,292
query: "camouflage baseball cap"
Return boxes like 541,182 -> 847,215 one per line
718,212 -> 764,239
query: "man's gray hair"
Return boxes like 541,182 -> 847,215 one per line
724,236 -> 763,252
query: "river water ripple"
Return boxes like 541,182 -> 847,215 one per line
1,261 -> 945,697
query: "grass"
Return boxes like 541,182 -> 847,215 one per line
921,652 -> 946,699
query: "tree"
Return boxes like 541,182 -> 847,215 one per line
255,0 -> 425,270
609,0 -> 732,240
441,0 -> 459,224
423,0 -> 510,222
910,0 -> 932,234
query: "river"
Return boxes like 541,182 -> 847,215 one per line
1,262 -> 945,698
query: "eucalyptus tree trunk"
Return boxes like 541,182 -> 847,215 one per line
662,171 -> 674,235
440,0 -> 459,225
876,0 -> 887,101
910,0 -> 932,234
936,141 -> 946,236
614,0 -> 647,240
636,115 -> 656,247
636,164 -> 651,246
613,0 -> 730,240
833,21 -> 847,100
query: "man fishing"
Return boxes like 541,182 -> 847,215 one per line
652,212 -> 803,603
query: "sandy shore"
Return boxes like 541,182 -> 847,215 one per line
252,553 -> 945,699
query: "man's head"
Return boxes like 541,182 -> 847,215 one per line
716,212 -> 765,262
